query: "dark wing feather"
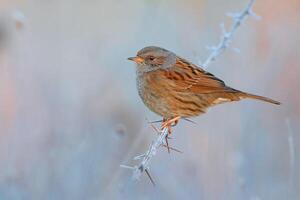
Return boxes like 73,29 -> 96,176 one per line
164,57 -> 235,94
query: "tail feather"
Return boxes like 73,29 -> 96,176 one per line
240,92 -> 281,105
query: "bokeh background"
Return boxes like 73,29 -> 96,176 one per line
0,0 -> 299,199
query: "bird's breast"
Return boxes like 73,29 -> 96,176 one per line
136,72 -> 170,117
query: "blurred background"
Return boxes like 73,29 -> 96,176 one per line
0,0 -> 299,199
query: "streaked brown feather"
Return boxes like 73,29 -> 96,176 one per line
170,57 -> 232,94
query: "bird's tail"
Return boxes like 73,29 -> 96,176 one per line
239,92 -> 281,105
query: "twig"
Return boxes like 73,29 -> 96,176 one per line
131,127 -> 169,181
121,0 -> 258,183
202,0 -> 258,68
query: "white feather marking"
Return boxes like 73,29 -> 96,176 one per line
213,97 -> 230,104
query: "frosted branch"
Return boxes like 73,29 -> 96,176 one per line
202,0 -> 257,68
121,0 -> 258,184
132,127 -> 168,182
121,127 -> 169,185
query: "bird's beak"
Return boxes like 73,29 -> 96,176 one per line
127,56 -> 144,64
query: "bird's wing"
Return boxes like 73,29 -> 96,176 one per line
160,57 -> 235,94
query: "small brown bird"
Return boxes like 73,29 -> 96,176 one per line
128,46 -> 280,125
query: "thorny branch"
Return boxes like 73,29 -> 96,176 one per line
121,0 -> 258,184
202,0 -> 258,68
121,125 -> 175,185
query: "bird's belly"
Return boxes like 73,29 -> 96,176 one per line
137,78 -> 207,118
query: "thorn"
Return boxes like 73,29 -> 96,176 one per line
146,118 -> 160,134
120,165 -> 135,170
150,123 -> 160,134
165,135 -> 170,154
145,169 -> 156,186
162,144 -> 183,154
183,118 -> 197,124
148,119 -> 163,124
134,154 -> 145,160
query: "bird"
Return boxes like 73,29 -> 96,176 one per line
128,46 -> 280,129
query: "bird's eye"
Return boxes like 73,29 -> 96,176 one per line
148,56 -> 155,61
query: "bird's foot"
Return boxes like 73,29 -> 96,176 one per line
161,116 -> 181,131
161,116 -> 181,153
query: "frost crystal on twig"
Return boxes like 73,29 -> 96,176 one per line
132,127 -> 169,184
202,0 -> 258,68
121,0 -> 258,184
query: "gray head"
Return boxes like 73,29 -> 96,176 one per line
128,46 -> 177,73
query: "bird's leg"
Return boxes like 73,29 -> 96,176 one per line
148,118 -> 180,153
161,116 -> 181,154
162,118 -> 170,153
